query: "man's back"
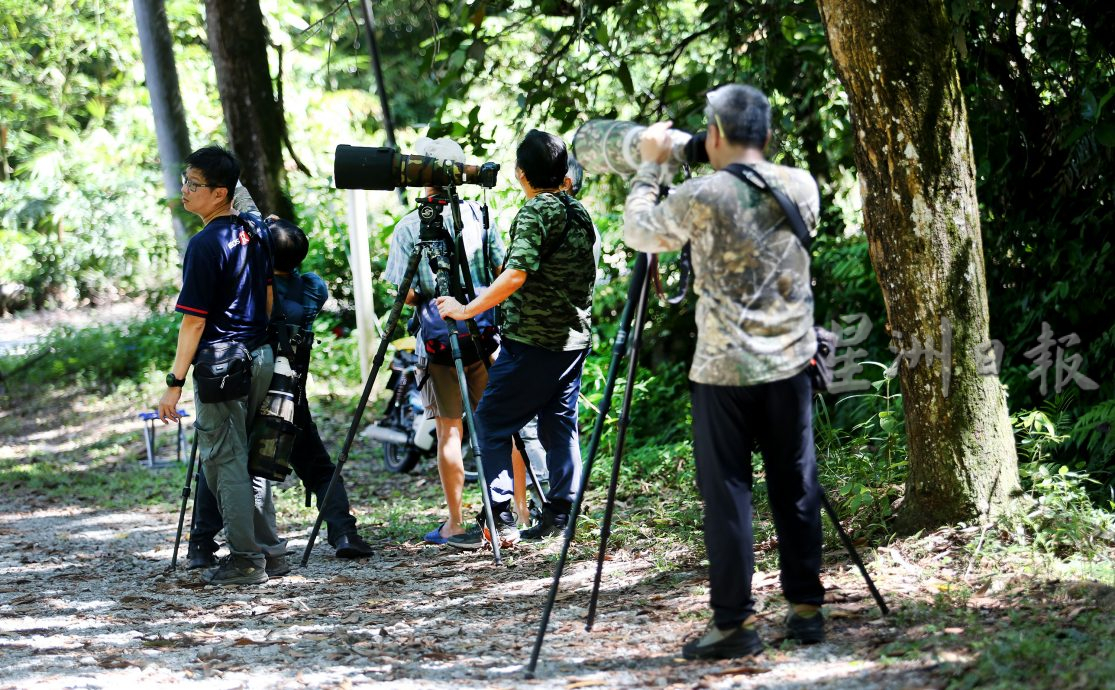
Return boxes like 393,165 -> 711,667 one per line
177,215 -> 271,347
625,162 -> 819,386
274,270 -> 328,329
501,192 -> 598,351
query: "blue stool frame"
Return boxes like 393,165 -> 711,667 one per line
137,409 -> 189,468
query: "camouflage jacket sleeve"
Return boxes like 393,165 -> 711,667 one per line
231,183 -> 260,216
622,161 -> 695,253
504,204 -> 546,274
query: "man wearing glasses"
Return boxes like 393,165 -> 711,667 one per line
157,145 -> 285,585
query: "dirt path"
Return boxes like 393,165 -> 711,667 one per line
0,302 -> 149,357
2,312 -> 1112,689
0,476 -> 940,690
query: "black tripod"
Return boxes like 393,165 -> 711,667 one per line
169,433 -> 200,569
300,187 -> 508,565
526,252 -> 889,677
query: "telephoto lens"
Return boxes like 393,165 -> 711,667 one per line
572,120 -> 708,176
334,145 -> 500,190
247,354 -> 298,482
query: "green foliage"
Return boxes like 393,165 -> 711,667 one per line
1002,461 -> 1115,557
1071,398 -> 1115,477
0,0 -> 178,310
815,364 -> 908,536
1000,407 -> 1115,557
945,611 -> 1115,690
3,313 -> 178,390
952,1 -> 1115,439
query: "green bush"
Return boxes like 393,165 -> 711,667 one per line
815,363 -> 908,536
2,312 -> 178,391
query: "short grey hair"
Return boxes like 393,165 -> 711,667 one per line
705,84 -> 771,147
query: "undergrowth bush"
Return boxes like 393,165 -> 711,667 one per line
997,408 -> 1115,557
815,363 -> 908,537
2,312 -> 178,391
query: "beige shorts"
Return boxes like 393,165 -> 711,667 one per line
419,360 -> 489,419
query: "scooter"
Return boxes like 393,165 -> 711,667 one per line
361,339 -> 549,498
361,338 -> 435,473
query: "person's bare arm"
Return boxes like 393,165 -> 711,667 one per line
158,314 -> 206,423
435,268 -> 526,321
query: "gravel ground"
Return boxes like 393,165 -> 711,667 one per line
0,492 -> 949,690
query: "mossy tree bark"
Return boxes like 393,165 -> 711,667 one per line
204,0 -> 294,220
817,0 -> 1019,531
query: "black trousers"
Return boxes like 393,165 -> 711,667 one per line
691,368 -> 824,628
190,399 -> 359,550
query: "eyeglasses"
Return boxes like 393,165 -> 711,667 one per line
181,174 -> 219,193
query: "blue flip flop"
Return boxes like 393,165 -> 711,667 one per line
423,523 -> 449,545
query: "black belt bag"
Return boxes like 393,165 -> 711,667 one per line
193,341 -> 253,403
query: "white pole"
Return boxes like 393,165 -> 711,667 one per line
346,189 -> 377,381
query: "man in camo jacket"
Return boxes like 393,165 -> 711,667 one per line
436,129 -> 599,549
622,84 -> 826,660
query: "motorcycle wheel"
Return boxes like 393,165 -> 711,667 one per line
381,394 -> 421,474
382,441 -> 421,474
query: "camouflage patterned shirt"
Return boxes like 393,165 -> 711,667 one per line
623,161 -> 819,387
502,192 -> 598,351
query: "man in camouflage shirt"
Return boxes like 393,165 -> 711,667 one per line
437,129 -> 599,548
623,85 -> 825,660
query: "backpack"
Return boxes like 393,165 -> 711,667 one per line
417,202 -> 500,366
723,164 -> 836,393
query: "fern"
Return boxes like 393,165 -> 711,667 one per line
1071,397 -> 1115,468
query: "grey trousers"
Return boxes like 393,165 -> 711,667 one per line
194,343 -> 286,566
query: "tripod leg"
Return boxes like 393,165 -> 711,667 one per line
300,249 -> 422,566
585,254 -> 653,631
170,431 -> 200,569
447,320 -> 502,563
819,489 -> 889,616
526,253 -> 649,678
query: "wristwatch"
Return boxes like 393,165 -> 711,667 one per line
166,372 -> 186,388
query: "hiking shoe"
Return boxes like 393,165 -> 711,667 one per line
202,555 -> 268,585
521,507 -> 569,541
483,520 -> 520,549
265,554 -> 291,577
786,611 -> 825,644
334,533 -> 374,559
186,543 -> 217,570
446,526 -> 485,550
682,622 -> 764,660
447,513 -> 520,551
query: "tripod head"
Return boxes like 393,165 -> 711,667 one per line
415,192 -> 460,301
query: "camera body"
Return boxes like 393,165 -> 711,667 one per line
334,145 -> 500,190
572,120 -> 709,177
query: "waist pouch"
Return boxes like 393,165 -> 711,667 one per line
194,341 -> 253,403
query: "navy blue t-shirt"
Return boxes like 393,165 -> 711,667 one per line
176,214 -> 272,348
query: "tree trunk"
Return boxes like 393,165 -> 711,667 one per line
204,0 -> 294,220
817,0 -> 1019,530
132,0 -> 197,255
